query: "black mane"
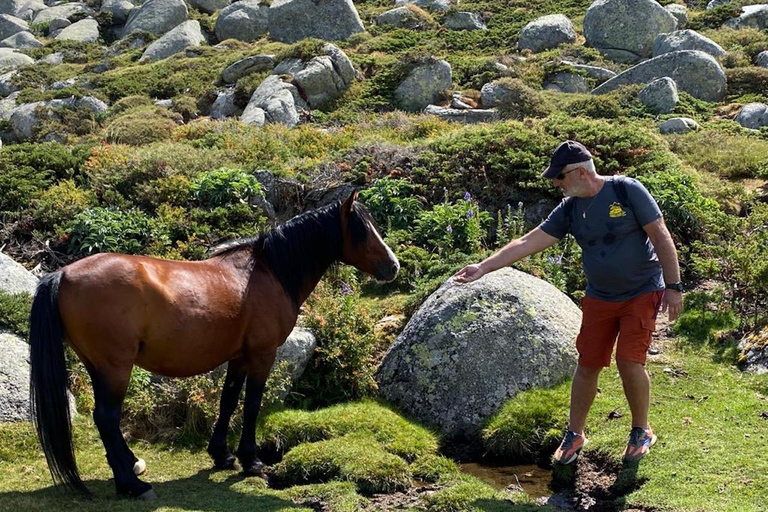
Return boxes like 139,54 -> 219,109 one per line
211,200 -> 372,306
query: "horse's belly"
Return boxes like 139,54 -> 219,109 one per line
135,329 -> 241,378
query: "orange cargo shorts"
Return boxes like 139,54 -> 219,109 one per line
576,290 -> 664,368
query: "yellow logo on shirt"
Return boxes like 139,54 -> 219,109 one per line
609,202 -> 627,218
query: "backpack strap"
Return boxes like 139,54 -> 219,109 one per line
612,175 -> 629,207
563,196 -> 576,229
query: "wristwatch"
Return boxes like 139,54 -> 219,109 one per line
665,282 -> 684,292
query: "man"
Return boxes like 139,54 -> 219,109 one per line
453,140 -> 684,464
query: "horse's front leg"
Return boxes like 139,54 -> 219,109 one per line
208,360 -> 246,470
235,349 -> 276,476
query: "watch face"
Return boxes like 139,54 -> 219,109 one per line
666,283 -> 683,292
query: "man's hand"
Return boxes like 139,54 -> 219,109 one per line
662,289 -> 683,321
453,264 -> 485,283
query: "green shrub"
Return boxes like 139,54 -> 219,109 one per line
725,67 -> 768,101
0,142 -> 91,181
0,291 -> 32,340
106,95 -> 154,118
192,167 -> 263,208
65,207 -> 169,255
667,131 -> 768,179
482,382 -> 570,460
495,78 -> 554,120
0,165 -> 51,215
270,434 -> 412,494
104,106 -> 180,145
414,194 -> 493,255
34,179 -> 96,229
358,177 -> 424,233
259,400 -> 439,461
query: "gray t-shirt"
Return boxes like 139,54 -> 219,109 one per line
539,176 -> 664,301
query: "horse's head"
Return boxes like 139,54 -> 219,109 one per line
340,191 -> 399,283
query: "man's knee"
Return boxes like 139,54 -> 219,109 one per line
616,358 -> 646,375
575,364 -> 603,380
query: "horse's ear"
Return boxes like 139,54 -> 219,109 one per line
343,190 -> 358,214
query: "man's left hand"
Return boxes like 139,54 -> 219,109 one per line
662,289 -> 683,321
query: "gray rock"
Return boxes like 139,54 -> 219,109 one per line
242,74 -> 308,127
139,20 -> 205,62
0,0 -> 26,17
598,48 -> 644,64
214,0 -> 268,43
271,327 -> 316,401
11,100 -> 45,139
0,69 -> 17,96
652,29 -> 725,58
424,104 -> 497,123
221,54 -> 274,83
544,71 -> 590,93
38,51 -> 63,65
47,17 -> 70,31
77,95 -> 108,114
32,2 -> 93,24
210,87 -> 241,119
444,11 -> 486,31
188,0 -> 229,14
0,330 -> 31,422
559,60 -> 617,84
0,13 -> 26,41
480,80 -> 514,108
15,0 -> 45,21
50,77 -> 76,89
725,4 -> 768,30
584,0 -> 677,59
239,103 -> 265,126
0,252 -> 37,295
0,89 -> 18,121
0,47 -> 33,71
394,0 -> 450,11
706,0 -> 729,9
518,14 -> 576,53
272,43 -> 355,109
658,117 -> 699,134
592,50 -> 726,102
122,0 -> 188,37
664,3 -> 688,28
0,30 -> 41,48
268,0 -> 364,44
376,268 -> 580,439
638,77 -> 678,114
394,58 -> 451,112
100,0 -> 135,23
10,96 -> 107,140
738,328 -> 768,375
756,51 -> 768,68
735,102 -> 768,130
54,17 -> 99,42
376,6 -> 430,30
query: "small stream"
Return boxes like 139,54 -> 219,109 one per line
458,462 -> 553,499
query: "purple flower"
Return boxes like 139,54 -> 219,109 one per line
548,255 -> 563,265
467,209 -> 474,219
446,225 -> 453,234
464,192 -> 471,201
341,282 -> 354,296
517,201 -> 524,210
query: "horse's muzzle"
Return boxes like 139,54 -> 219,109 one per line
378,260 -> 400,283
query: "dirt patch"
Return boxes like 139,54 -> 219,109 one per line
363,484 -> 448,511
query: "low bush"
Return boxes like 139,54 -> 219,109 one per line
359,177 -> 424,233
65,207 -> 169,256
667,131 -> 768,179
192,167 -> 263,208
104,107 -> 180,145
414,194 -> 493,255
34,179 -> 96,229
495,78 -> 555,120
724,67 -> 768,101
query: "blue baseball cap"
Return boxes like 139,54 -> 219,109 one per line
542,140 -> 593,179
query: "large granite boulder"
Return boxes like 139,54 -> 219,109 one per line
10,96 -> 108,141
376,268 -> 580,439
188,0 -> 229,14
214,0 -> 268,43
592,50 -> 726,102
394,0 -> 451,12
517,14 -> 577,53
0,252 -> 37,295
445,11 -> 486,30
122,0 -> 188,38
0,330 -> 31,422
32,2 -> 94,25
544,71 -> 590,93
584,0 -> 677,61
725,4 -> 768,30
268,0 -> 364,44
241,74 -> 308,127
665,3 -> 688,28
271,43 -> 355,109
638,77 -> 678,114
139,20 -> 205,62
424,104 -> 498,123
271,327 -> 316,401
480,80 -> 514,108
376,6 -> 431,30
394,58 -> 451,112
658,117 -> 699,134
54,17 -> 99,42
0,30 -> 41,48
100,0 -> 135,23
221,54 -> 274,83
0,0 -> 26,18
0,13 -> 26,41
735,103 -> 768,130
652,29 -> 725,58
559,60 -> 617,84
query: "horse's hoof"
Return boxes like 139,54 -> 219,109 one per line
242,460 -> 265,476
213,453 -> 239,470
137,489 -> 158,501
133,458 -> 147,476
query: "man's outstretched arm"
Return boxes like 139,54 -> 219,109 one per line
453,227 -> 560,283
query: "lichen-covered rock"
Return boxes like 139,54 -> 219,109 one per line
376,268 -> 580,439
241,74 -> 308,127
376,6 -> 430,30
424,104 -> 497,123
122,0 -> 188,37
724,4 -> 768,30
735,102 -> 768,130
0,47 -> 32,72
394,0 -> 450,12
664,3 -> 688,28
738,326 -> 768,374
480,80 -> 514,108
544,71 -> 590,93
756,50 -> 768,68
394,58 -> 451,112
268,0 -> 364,44
444,11 -> 486,31
658,117 -> 699,134
652,30 -> 725,58
188,0 -> 230,15
638,76 -> 678,114
32,2 -> 94,25
214,0 -> 268,43
517,14 -> 576,53
221,54 -> 274,83
139,20 -> 205,62
0,252 -> 37,295
0,13 -> 26,41
54,17 -> 99,42
0,30 -> 41,48
592,50 -> 726,102
0,330 -> 31,422
584,0 -> 677,60
559,60 -> 617,84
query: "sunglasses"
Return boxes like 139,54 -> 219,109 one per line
554,167 -> 580,181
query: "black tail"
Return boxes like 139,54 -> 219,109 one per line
29,271 -> 91,497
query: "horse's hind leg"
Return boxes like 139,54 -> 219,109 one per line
89,368 -> 155,500
207,359 -> 246,469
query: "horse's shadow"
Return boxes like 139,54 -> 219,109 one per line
0,469 -> 301,512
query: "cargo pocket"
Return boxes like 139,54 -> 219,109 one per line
641,317 -> 656,333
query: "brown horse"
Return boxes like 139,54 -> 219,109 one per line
29,191 -> 399,500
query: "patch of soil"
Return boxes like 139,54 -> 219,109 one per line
363,484 -> 448,511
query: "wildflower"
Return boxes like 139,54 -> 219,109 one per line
464,192 -> 472,201
341,282 -> 354,296
447,225 -> 453,234
517,201 -> 524,210
467,209 -> 474,219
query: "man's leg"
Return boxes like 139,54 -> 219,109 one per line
569,364 -> 603,434
616,359 -> 650,429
